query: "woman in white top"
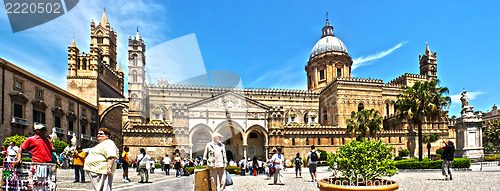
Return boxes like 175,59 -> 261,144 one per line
174,153 -> 182,177
136,148 -> 151,183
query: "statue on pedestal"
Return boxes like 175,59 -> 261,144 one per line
460,90 -> 469,109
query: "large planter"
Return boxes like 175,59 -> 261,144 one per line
318,177 -> 399,191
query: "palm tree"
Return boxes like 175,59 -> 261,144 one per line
346,109 -> 383,140
484,120 -> 500,145
422,133 -> 440,160
394,79 -> 450,161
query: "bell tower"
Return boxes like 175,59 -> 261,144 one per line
419,43 -> 437,80
128,28 -> 148,123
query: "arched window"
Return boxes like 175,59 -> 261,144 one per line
386,103 -> 390,116
132,71 -> 137,82
319,70 -> 325,80
342,138 -> 345,144
82,59 -> 87,70
303,112 -> 308,124
76,58 -> 80,69
317,138 -> 321,145
330,138 -> 334,145
358,103 -> 364,112
133,55 -> 138,66
306,138 -> 309,145
292,138 -> 295,146
337,68 -> 342,77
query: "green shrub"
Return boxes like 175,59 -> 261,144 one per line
394,156 -> 403,161
155,163 -> 161,169
185,165 -> 207,174
317,149 -> 328,161
399,149 -> 410,157
328,139 -> 397,181
395,158 -> 471,169
226,166 -> 240,174
50,138 -> 69,154
3,135 -> 27,147
436,148 -> 444,156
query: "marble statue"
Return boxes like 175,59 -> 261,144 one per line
460,90 -> 469,108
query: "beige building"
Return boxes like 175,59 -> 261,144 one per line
0,58 -> 98,147
123,17 -> 454,161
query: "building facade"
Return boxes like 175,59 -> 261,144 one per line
0,58 -> 98,147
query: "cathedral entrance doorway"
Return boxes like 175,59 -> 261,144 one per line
215,122 -> 244,162
191,126 -> 212,159
246,128 -> 267,160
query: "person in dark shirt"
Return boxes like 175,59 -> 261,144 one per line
441,140 -> 455,180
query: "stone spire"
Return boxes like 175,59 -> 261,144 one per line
322,12 -> 334,37
135,27 -> 140,40
118,63 -> 122,72
70,35 -> 76,47
99,7 -> 108,26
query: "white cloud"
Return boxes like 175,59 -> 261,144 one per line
248,53 -> 308,90
352,40 -> 409,70
450,91 -> 484,107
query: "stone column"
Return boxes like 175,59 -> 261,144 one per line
243,144 -> 248,160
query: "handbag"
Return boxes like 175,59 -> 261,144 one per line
225,170 -> 233,186
146,161 -> 151,170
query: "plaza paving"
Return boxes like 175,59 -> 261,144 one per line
48,164 -> 500,190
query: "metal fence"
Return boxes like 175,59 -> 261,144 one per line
476,153 -> 500,171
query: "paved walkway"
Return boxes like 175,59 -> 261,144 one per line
48,164 -> 500,190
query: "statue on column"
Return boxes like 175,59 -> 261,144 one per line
460,90 -> 469,109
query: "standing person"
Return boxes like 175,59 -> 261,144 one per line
239,158 -> 246,176
136,148 -> 151,183
441,140 -> 455,180
203,133 -> 227,191
307,145 -> 320,182
83,128 -> 119,191
73,146 -> 87,183
266,154 -> 273,180
15,124 -> 58,164
271,148 -> 284,185
6,141 -> 19,162
121,146 -> 131,182
252,157 -> 258,176
294,153 -> 302,178
163,154 -> 171,175
174,153 -> 182,177
258,158 -> 263,174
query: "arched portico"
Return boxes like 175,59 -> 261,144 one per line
245,125 -> 268,160
190,124 -> 213,159
215,121 -> 244,162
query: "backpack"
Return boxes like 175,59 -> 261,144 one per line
310,151 -> 319,162
295,157 -> 302,166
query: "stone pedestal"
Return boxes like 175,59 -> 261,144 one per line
454,105 -> 484,159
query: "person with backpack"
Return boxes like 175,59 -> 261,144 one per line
294,153 -> 303,178
307,145 -> 320,182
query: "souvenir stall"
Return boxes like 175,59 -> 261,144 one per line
1,162 -> 57,191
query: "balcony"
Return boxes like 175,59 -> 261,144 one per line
11,116 -> 29,126
33,122 -> 47,128
53,127 -> 66,134
67,130 -> 77,137
81,134 -> 91,140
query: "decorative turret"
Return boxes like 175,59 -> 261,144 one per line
419,43 -> 437,80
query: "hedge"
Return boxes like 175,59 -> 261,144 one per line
184,165 -> 241,174
395,158 -> 471,169
0,157 -> 33,165
484,155 -> 500,161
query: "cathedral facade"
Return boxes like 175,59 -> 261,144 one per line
123,16 -> 453,161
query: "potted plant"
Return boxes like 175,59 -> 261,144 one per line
319,139 -> 399,191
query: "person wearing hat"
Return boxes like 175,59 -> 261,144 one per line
271,148 -> 284,185
15,124 -> 57,164
203,132 -> 227,191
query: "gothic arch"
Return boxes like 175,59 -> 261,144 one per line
245,125 -> 268,145
99,103 -> 129,123
214,120 -> 244,135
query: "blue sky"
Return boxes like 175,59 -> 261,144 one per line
0,0 -> 498,116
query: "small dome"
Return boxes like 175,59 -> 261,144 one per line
309,36 -> 348,59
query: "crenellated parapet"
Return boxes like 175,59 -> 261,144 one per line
387,73 -> 428,86
147,84 -> 320,97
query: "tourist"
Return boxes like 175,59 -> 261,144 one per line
441,140 -> 455,180
83,128 -> 119,191
229,159 -> 236,166
294,153 -> 302,178
266,154 -> 273,180
150,159 -> 155,173
16,124 -> 58,164
271,148 -> 284,185
307,145 -> 320,182
6,141 -> 19,162
174,153 -> 182,177
73,146 -> 87,183
163,154 -> 171,175
136,148 -> 151,183
239,158 -> 246,176
121,146 -> 131,182
258,158 -> 264,174
60,151 -> 70,169
247,158 -> 252,174
252,157 -> 258,176
203,133 -> 227,191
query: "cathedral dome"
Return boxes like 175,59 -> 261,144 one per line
309,17 -> 348,59
309,36 -> 348,59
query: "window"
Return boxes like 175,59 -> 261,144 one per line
69,103 -> 74,111
386,103 -> 390,116
97,37 -> 103,44
33,110 -> 45,124
82,59 -> 87,70
358,103 -> 364,112
133,46 -> 137,50
306,138 -> 309,145
323,110 -> 327,124
292,138 -> 295,146
342,138 -> 345,144
54,116 -> 61,128
317,138 -> 321,145
311,117 -> 316,122
308,76 -> 312,87
249,133 -> 258,138
91,127 -> 96,137
132,71 -> 137,82
330,138 -> 334,145
319,70 -> 325,80
13,79 -> 23,91
68,121 -> 74,131
82,109 -> 86,116
35,89 -> 43,99
82,124 -> 87,134
290,116 -> 295,122
55,98 -> 61,106
13,103 -> 23,118
337,68 -> 342,77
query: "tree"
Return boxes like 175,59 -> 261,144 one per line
3,135 -> 27,147
346,109 -> 383,140
394,79 -> 450,161
51,138 -> 69,154
484,120 -> 500,145
422,133 -> 440,160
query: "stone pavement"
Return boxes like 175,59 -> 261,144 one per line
43,164 -> 500,190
